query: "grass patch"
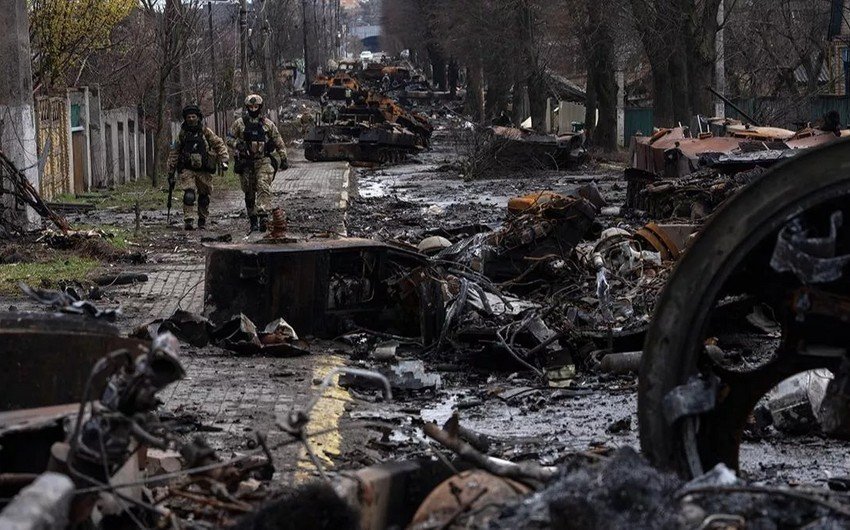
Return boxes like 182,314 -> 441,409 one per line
54,164 -> 242,213
56,179 -> 168,212
97,178 -> 169,211
0,257 -> 99,293
219,164 -> 241,190
53,193 -> 89,204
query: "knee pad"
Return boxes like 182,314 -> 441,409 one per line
198,194 -> 210,209
183,189 -> 196,206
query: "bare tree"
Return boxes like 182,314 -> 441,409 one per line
138,0 -> 204,183
725,0 -> 838,125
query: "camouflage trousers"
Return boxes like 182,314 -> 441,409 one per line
240,159 -> 275,216
179,170 -> 213,222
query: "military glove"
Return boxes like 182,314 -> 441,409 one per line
279,157 -> 289,170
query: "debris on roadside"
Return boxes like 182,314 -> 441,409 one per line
340,359 -> 442,393
39,228 -> 146,264
134,309 -> 310,356
19,282 -> 121,321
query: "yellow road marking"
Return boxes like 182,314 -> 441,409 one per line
295,354 -> 352,482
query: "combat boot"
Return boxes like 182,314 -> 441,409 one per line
249,215 -> 259,232
184,219 -> 194,231
197,216 -> 206,229
258,215 -> 268,233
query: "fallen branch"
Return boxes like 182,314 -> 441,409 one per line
0,150 -> 70,232
423,422 -> 558,483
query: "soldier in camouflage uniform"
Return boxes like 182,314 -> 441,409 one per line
167,104 -> 229,230
227,94 -> 289,232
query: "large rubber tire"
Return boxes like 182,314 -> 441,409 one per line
639,137 -> 850,476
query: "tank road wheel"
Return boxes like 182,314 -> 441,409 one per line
639,138 -> 850,478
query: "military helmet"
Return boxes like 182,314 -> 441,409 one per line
182,104 -> 202,119
245,94 -> 264,107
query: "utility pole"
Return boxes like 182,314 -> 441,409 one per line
260,0 -> 277,115
239,0 -> 249,98
261,18 -> 276,117
0,0 -> 39,227
302,0 -> 312,80
207,2 -> 220,137
714,0 -> 726,118
335,0 -> 341,59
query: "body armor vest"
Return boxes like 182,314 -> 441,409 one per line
243,118 -> 269,158
180,129 -> 214,173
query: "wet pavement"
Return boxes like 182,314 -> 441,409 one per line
3,127 -> 848,508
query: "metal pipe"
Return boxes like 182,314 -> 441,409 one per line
707,86 -> 759,126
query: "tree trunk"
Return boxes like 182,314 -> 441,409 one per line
448,58 -> 459,97
594,66 -> 618,150
632,0 -> 694,127
516,0 -> 546,132
585,0 -> 617,150
152,74 -> 168,185
465,62 -> 485,123
428,45 -> 447,90
485,75 -> 509,120
669,45 -> 690,124
527,72 -> 548,132
512,71 -> 529,127
584,69 -> 598,141
165,0 -> 183,119
684,0 -> 720,117
650,60 -> 674,127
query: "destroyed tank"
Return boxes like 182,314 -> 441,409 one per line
303,123 -> 360,162
304,93 -> 432,164
308,72 -> 363,100
304,121 -> 423,164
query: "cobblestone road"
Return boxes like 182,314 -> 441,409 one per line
141,152 -> 357,480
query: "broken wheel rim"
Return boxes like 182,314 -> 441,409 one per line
639,137 -> 850,478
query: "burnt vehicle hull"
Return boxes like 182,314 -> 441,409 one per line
639,138 -> 850,477
628,126 -> 843,181
304,123 -> 424,163
489,126 -> 587,169
304,124 -> 360,162
204,239 -> 439,339
0,313 -> 146,410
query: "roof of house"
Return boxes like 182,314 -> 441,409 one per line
544,71 -> 586,102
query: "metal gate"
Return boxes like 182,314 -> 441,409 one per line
625,107 -> 654,143
35,97 -> 71,200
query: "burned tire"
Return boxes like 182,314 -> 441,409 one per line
639,137 -> 850,477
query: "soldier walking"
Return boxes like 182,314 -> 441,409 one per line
167,104 -> 229,230
228,94 -> 289,232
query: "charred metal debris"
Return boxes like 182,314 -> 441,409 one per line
6,91 -> 850,528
